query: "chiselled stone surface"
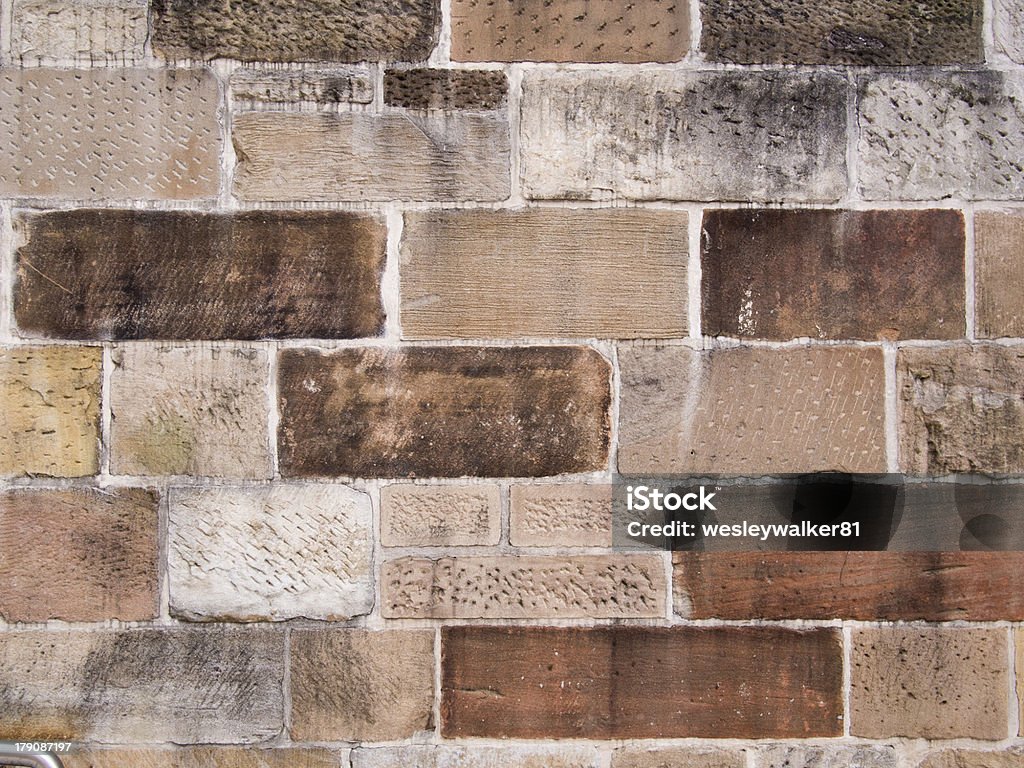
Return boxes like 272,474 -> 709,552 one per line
858,72 -> 1024,201
353,747 -> 601,768
510,484 -> 612,547
0,488 -> 158,623
385,69 -> 507,110
0,68 -> 219,200
619,346 -> 886,474
14,209 -> 386,341
231,67 -> 374,107
612,748 -> 745,768
995,0 -> 1024,62
702,209 -> 965,341
975,212 -> 1024,338
64,748 -> 346,768
233,112 -> 509,202
442,626 -> 843,738
675,552 -> 1024,621
756,746 -> 897,768
0,345 -> 101,477
899,345 -> 1024,474
110,346 -> 271,478
380,484 -> 500,546
917,751 -> 1024,768
382,555 -> 665,619
451,0 -> 689,62
850,627 -> 1008,739
290,630 -> 434,741
521,71 -> 846,203
278,346 -> 611,478
0,628 -> 284,742
152,0 -> 439,62
169,485 -> 372,621
401,209 -> 688,339
12,0 -> 148,64
701,0 -> 982,65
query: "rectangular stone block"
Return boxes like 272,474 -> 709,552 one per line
0,488 -> 158,623
64,748 -> 346,768
12,0 -> 149,64
380,484 -> 501,546
675,552 -> 1024,621
521,70 -> 846,203
153,0 -> 438,61
619,346 -> 886,474
918,751 -> 1024,768
975,211 -> 1024,338
0,628 -> 284,743
858,72 -> 1024,200
278,346 -> 611,478
510,484 -> 612,547
755,747 -> 897,768
702,209 -> 965,341
451,0 -> 689,62
401,208 -> 687,339
995,0 -> 1024,62
353,747 -> 600,768
382,554 -> 665,619
384,68 -> 507,110
233,112 -> 509,202
612,749 -> 745,768
442,626 -> 843,738
110,345 -> 272,478
230,67 -> 374,107
899,345 -> 1024,474
290,630 -> 434,741
0,345 -> 101,478
169,485 -> 372,621
701,0 -> 982,65
14,209 -> 386,341
850,627 -> 1008,739
0,68 -> 220,200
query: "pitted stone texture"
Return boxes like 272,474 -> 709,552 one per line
14,209 -> 386,341
858,72 -> 1024,201
521,70 -> 846,203
451,0 -> 689,62
110,346 -> 271,478
510,484 -> 612,547
278,346 -> 611,478
613,748 -> 745,768
64,748 -> 346,768
233,112 -> 509,202
12,0 -> 148,64
380,484 -> 500,546
702,209 -> 966,341
0,487 -> 158,623
619,346 -> 886,474
0,345 -> 101,477
401,208 -> 688,339
231,68 -> 374,107
152,0 -> 439,62
975,212 -> 1024,338
290,630 -> 434,741
701,0 -> 981,65
995,0 -> 1024,62
385,69 -> 507,110
0,628 -> 284,743
918,751 -> 1024,768
755,746 -> 898,768
353,746 -> 601,768
850,627 -> 1008,739
0,68 -> 219,200
899,345 -> 1024,474
169,485 -> 372,622
382,555 -> 666,619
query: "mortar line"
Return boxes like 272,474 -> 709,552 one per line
845,70 -> 861,205
687,205 -> 704,340
157,488 -> 172,623
499,482 -> 511,545
383,206 -> 404,340
609,342 -> 621,476
985,0 -> 1000,64
0,0 -> 11,66
366,480 -> 385,630
965,204 -> 977,340
507,64 -> 525,206
688,0 -> 703,61
435,0 -> 453,65
883,343 -> 900,473
1010,626 -> 1020,737
213,60 -> 236,209
0,203 -> 12,343
663,551 -> 674,623
100,345 -> 114,477
433,624 -> 443,743
267,342 -> 281,479
842,623 -> 853,737
373,62 -> 385,111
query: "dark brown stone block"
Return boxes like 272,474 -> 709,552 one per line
14,209 -> 385,341
675,552 -> 1024,620
385,68 -> 507,110
701,0 -> 982,65
441,626 -> 843,739
702,209 -> 965,341
278,346 -> 611,478
152,0 -> 439,62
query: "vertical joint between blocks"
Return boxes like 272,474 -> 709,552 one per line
965,204 -> 977,341
883,343 -> 899,473
384,207 -> 404,340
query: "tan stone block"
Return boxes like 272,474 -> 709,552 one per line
510,484 -> 612,547
382,554 -> 665,619
850,627 -> 1008,739
380,484 -> 500,546
110,345 -> 271,478
975,212 -> 1024,338
400,208 -> 687,339
352,746 -> 601,768
0,345 -> 101,477
290,630 -> 434,741
64,747 -> 346,768
755,746 -> 897,768
231,67 -> 374,107
612,747 -> 745,768
12,0 -> 148,64
917,750 -> 1024,768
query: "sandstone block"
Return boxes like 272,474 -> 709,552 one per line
1018,629 -> 1024,735
64,748 -> 345,768
510,484 -> 612,547
755,746 -> 897,768
917,750 -> 1024,768
110,345 -> 271,478
995,0 -> 1024,62
975,212 -> 1024,338
521,70 -> 846,203
380,484 -> 500,546
401,208 -> 687,339
384,69 -> 507,110
230,67 -> 374,107
352,746 -> 600,768
382,554 -> 665,619
612,748 -> 745,768
12,0 -> 148,64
